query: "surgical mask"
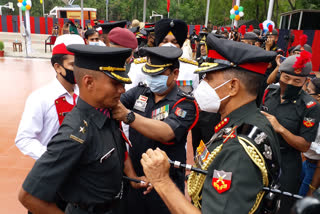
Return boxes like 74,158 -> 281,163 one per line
281,83 -> 302,100
61,66 -> 76,84
146,75 -> 169,94
88,41 -> 100,46
194,80 -> 231,113
161,42 -> 177,48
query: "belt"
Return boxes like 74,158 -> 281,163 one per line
73,201 -> 115,213
306,157 -> 319,164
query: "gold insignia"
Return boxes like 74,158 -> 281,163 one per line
99,66 -> 125,72
167,31 -> 174,36
179,57 -> 198,66
134,57 -> 147,64
70,134 -> 84,144
111,72 -> 131,83
79,126 -> 86,134
83,120 -> 88,127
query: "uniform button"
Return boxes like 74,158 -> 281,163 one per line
59,113 -> 62,116
55,101 -> 59,104
63,98 -> 66,101
218,124 -> 221,127
293,100 -> 296,103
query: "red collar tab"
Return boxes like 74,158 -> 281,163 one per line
208,50 -> 269,75
52,43 -> 75,56
214,117 -> 230,133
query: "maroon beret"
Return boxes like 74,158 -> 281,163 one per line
108,27 -> 138,50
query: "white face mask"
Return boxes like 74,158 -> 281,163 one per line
88,41 -> 100,46
161,42 -> 178,48
194,79 -> 231,113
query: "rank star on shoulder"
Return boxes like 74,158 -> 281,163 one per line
79,126 -> 86,134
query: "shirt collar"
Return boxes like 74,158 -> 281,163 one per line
76,98 -> 108,129
163,85 -> 179,101
225,101 -> 258,127
52,78 -> 79,99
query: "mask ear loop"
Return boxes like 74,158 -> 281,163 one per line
213,79 -> 232,102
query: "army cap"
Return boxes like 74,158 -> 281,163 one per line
195,33 -> 276,74
241,32 -> 258,41
155,19 -> 188,47
292,34 -> 312,53
140,47 -> 182,76
279,51 -> 312,77
98,21 -> 127,34
67,44 -> 132,84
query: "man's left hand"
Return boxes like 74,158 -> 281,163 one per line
112,101 -> 130,122
261,111 -> 284,133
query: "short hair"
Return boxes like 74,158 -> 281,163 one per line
51,54 -> 68,67
223,68 -> 265,96
84,29 -> 98,40
73,65 -> 100,87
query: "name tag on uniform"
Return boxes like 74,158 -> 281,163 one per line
152,105 -> 169,121
133,95 -> 148,112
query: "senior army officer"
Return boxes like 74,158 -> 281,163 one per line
140,34 -> 281,214
18,45 -> 151,214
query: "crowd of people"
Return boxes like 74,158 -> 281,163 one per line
14,17 -> 320,214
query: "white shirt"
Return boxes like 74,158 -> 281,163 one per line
15,78 -> 79,160
304,123 -> 320,160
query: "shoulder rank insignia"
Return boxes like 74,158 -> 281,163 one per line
263,144 -> 273,160
70,134 -> 84,144
303,117 -> 316,128
212,170 -> 232,194
134,57 -> 147,64
215,118 -> 230,133
179,57 -> 198,66
79,126 -> 86,134
306,101 -> 316,109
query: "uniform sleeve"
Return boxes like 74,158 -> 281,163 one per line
15,93 -> 47,159
202,140 -> 263,214
300,106 -> 320,143
22,123 -> 87,202
163,99 -> 197,143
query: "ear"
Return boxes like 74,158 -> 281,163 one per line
83,75 -> 94,91
54,63 -> 63,74
172,68 -> 180,81
229,78 -> 240,97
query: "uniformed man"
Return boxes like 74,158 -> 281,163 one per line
261,51 -> 320,213
18,45 -> 151,214
112,46 -> 198,214
140,33 -> 282,214
129,19 -> 199,93
97,21 -> 127,46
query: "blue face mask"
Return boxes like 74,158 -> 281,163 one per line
146,75 -> 169,94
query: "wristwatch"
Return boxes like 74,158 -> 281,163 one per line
125,110 -> 135,124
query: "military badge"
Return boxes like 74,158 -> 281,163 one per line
303,117 -> 316,128
195,140 -> 210,168
263,144 -> 273,160
133,95 -> 148,112
254,132 -> 267,145
212,170 -> 232,194
306,101 -> 316,109
175,107 -> 187,118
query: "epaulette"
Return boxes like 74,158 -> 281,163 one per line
64,116 -> 89,145
267,84 -> 279,90
237,124 -> 280,182
177,90 -> 195,101
179,57 -> 198,66
301,92 -> 318,109
134,57 -> 147,64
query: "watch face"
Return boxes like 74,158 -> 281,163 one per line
126,111 -> 135,124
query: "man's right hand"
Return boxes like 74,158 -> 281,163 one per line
140,148 -> 171,187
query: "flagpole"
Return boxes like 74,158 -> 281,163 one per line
267,0 -> 275,20
106,0 -> 108,21
81,0 -> 84,29
205,0 -> 210,27
42,0 -> 45,17
143,0 -> 146,23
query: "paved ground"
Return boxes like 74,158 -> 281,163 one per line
0,32 -> 52,58
0,55 -> 195,213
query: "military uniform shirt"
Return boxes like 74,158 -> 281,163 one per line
121,85 -> 196,177
201,102 -> 281,214
22,98 -> 126,204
